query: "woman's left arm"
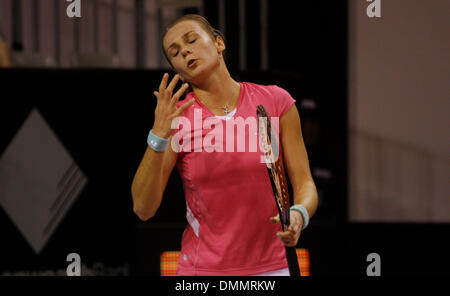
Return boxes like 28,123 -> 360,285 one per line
274,104 -> 319,247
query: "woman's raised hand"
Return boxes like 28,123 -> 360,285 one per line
151,73 -> 195,138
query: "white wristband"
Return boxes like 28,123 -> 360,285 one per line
290,204 -> 309,230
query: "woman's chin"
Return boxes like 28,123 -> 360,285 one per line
185,63 -> 218,86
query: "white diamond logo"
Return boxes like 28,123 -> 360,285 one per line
0,108 -> 87,254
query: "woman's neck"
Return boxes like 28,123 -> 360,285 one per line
191,64 -> 240,113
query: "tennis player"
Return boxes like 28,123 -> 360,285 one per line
131,14 -> 318,276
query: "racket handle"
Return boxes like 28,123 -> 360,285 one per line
283,209 -> 290,226
285,246 -> 301,276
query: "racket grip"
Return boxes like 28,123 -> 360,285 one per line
285,246 -> 301,276
283,208 -> 290,226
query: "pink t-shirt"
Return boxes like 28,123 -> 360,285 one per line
172,82 -> 296,275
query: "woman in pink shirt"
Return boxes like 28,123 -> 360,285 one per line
131,14 -> 318,276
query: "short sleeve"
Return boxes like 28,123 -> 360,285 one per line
269,86 -> 296,118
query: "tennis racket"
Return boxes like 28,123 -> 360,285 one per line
257,104 -> 301,276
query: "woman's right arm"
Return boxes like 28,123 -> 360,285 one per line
131,73 -> 195,220
131,142 -> 177,221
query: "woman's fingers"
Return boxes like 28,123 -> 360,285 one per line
158,73 -> 169,93
277,229 -> 298,247
166,74 -> 180,96
152,73 -> 190,137
276,214 -> 302,246
174,98 -> 195,117
156,74 -> 187,105
170,83 -> 190,105
270,214 -> 280,224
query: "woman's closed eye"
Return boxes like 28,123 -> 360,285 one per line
170,38 -> 196,57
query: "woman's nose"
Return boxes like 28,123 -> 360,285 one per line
181,47 -> 191,57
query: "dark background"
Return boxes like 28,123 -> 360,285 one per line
0,0 -> 449,276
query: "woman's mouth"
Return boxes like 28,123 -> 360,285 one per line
187,59 -> 198,68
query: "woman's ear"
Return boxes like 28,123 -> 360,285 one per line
216,36 -> 226,55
